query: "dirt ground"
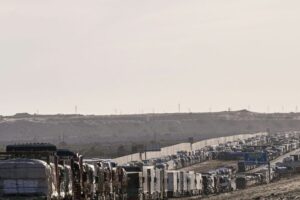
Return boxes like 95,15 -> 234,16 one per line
207,174 -> 300,200
180,160 -> 238,173
175,174 -> 300,200
178,158 -> 300,200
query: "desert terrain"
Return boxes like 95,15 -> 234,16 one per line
1,110 -> 300,158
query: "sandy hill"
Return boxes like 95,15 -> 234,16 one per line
1,110 -> 300,157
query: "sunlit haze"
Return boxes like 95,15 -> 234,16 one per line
1,0 -> 300,115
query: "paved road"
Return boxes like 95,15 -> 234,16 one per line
248,148 -> 300,173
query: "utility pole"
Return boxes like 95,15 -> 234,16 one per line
75,105 -> 78,114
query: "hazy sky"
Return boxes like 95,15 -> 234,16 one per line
1,0 -> 300,115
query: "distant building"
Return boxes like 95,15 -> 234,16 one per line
14,113 -> 31,118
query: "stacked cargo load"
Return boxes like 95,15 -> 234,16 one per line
0,159 -> 57,199
202,173 -> 215,195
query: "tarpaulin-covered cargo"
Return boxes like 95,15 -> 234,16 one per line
111,166 -> 127,200
0,159 -> 57,199
236,174 -> 263,189
82,163 -> 97,199
218,175 -> 233,192
6,143 -> 57,153
61,165 -> 73,199
202,173 -> 215,195
217,152 -> 245,160
238,161 -> 256,172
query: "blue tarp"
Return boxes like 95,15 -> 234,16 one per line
244,152 -> 268,164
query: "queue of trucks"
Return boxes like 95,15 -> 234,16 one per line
0,132 -> 300,199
